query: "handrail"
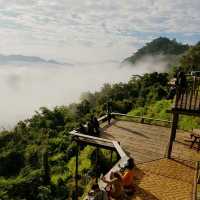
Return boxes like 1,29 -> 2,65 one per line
70,112 -> 175,199
112,141 -> 128,159
70,115 -> 129,199
97,115 -> 108,123
112,112 -> 172,124
69,131 -> 128,161
70,131 -> 116,144
69,113 -> 129,163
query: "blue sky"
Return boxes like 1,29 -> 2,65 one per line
0,0 -> 199,63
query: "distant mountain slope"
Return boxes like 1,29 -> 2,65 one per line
0,54 -> 68,65
123,37 -> 189,65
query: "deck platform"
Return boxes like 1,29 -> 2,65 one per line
101,120 -> 200,164
100,120 -> 200,200
134,158 -> 195,200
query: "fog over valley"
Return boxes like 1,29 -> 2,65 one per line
0,57 -> 168,129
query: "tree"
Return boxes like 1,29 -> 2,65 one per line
180,43 -> 200,72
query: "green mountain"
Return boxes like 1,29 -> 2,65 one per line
123,37 -> 189,66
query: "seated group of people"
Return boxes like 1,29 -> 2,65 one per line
88,158 -> 135,200
78,116 -> 100,136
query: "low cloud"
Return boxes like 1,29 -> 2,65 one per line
0,60 -> 168,129
122,54 -> 176,73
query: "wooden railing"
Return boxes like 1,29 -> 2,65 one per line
174,76 -> 200,113
69,113 -> 174,199
69,115 -> 129,200
69,115 -> 129,159
111,112 -> 172,126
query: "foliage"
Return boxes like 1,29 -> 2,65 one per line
1,38 -> 200,199
180,42 -> 200,72
124,37 -> 189,64
179,116 -> 200,131
128,99 -> 200,130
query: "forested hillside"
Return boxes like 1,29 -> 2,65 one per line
123,37 -> 189,67
1,37 -> 200,200
0,72 -> 170,200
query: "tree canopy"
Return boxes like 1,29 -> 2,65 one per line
123,37 -> 189,65
180,42 -> 200,72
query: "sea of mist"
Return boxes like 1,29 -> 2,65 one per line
0,55 -> 168,129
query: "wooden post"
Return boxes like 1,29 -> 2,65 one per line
75,143 -> 79,200
167,113 -> 179,159
95,148 -> 99,183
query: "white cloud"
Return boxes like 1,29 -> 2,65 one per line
0,60 -> 167,129
0,0 -> 199,62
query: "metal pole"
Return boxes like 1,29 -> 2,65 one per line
75,143 -> 79,200
95,148 -> 99,183
167,113 -> 179,159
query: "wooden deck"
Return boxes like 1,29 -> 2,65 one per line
100,120 -> 200,200
101,120 -> 200,164
134,158 -> 195,200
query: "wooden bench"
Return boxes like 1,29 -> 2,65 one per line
190,129 -> 200,151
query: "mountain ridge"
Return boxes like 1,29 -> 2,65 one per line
123,37 -> 190,67
0,54 -> 71,65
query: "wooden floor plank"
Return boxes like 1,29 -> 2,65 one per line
97,120 -> 199,200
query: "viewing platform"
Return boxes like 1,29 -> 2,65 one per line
71,112 -> 200,199
99,119 -> 199,200
101,120 -> 200,165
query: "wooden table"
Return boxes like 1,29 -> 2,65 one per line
190,129 -> 200,151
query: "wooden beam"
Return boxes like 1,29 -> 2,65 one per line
95,147 -> 99,183
112,112 -> 172,123
70,131 -> 115,144
167,113 -> 179,159
169,109 -> 200,117
112,141 -> 128,159
72,137 -> 116,151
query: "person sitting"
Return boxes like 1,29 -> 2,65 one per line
87,120 -> 95,136
107,113 -> 112,125
101,172 -> 123,199
121,158 -> 135,195
166,85 -> 176,100
88,183 -> 108,200
77,123 -> 87,134
93,116 -> 100,136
